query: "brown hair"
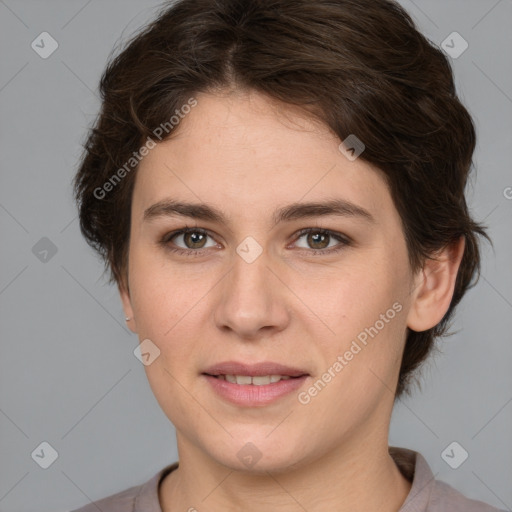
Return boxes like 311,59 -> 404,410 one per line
74,0 -> 490,398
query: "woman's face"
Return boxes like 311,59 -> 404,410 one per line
122,90 -> 419,471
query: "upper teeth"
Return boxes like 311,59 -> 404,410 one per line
218,375 -> 292,385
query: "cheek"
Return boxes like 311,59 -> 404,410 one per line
128,259 -> 200,420
127,248 -> 220,383
299,276 -> 407,431
129,244 -> 186,329
310,256 -> 401,327
306,250 -> 409,377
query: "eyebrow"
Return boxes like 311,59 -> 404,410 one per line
143,198 -> 375,226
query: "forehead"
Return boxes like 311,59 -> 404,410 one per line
132,90 -> 395,226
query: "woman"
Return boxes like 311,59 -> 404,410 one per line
71,0 -> 503,510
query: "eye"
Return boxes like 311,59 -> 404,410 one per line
292,228 -> 351,254
161,227 -> 219,255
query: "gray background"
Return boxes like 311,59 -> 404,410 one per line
0,0 -> 511,510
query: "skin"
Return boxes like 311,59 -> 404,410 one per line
120,89 -> 465,512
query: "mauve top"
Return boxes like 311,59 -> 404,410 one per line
70,446 -> 506,511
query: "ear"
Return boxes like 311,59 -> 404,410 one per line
406,236 -> 465,332
119,281 -> 138,333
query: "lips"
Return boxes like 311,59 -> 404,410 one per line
202,361 -> 310,406
202,361 -> 309,378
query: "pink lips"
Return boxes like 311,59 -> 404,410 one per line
202,361 -> 309,407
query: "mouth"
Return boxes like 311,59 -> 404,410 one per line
205,374 -> 303,385
201,361 -> 310,406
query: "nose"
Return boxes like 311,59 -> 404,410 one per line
214,249 -> 291,340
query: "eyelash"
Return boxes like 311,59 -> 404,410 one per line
160,226 -> 351,257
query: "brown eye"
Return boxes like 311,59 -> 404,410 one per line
293,228 -> 351,254
306,232 -> 330,250
182,231 -> 208,249
162,228 -> 218,255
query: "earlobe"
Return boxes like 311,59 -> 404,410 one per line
406,236 -> 465,332
119,282 -> 137,333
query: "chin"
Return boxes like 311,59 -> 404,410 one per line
204,430 -> 309,474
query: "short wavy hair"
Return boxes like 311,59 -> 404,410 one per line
74,0 -> 490,398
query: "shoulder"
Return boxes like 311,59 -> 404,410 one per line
429,479 -> 506,512
69,462 -> 178,512
390,446 -> 506,512
69,483 -> 141,512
